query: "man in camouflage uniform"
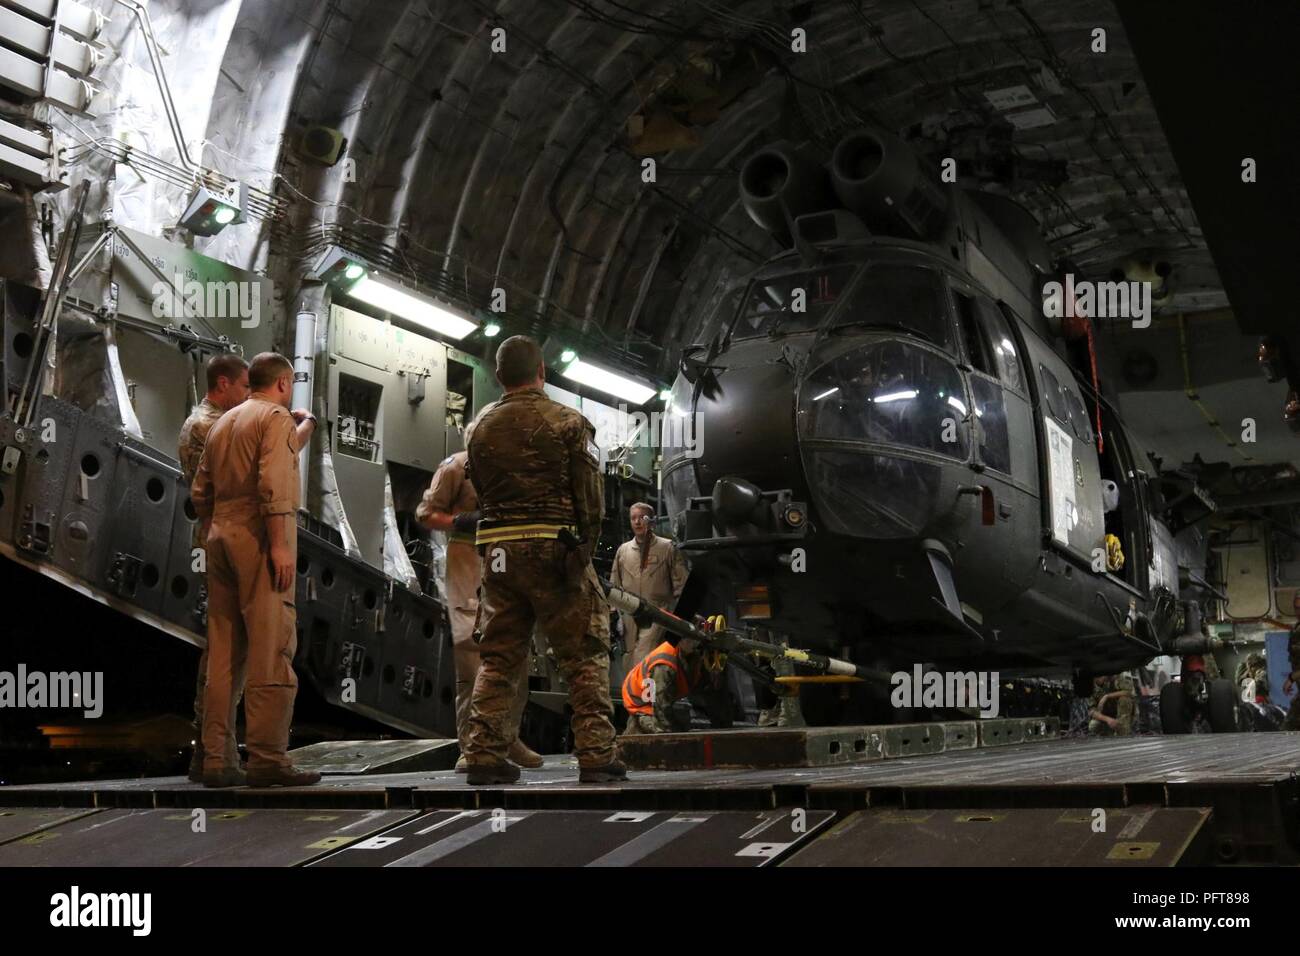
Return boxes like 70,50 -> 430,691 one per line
1283,624 -> 1300,730
462,336 -> 625,785
1087,672 -> 1136,736
621,637 -> 705,734
1236,651 -> 1269,702
177,353 -> 249,781
416,450 -> 543,772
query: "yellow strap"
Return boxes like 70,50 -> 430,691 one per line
773,675 -> 864,684
475,523 -> 573,545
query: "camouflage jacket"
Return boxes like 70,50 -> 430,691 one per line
178,398 -> 224,547
178,398 -> 223,487
1089,673 -> 1136,735
465,388 -> 602,542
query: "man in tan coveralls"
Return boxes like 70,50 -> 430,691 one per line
462,335 -> 626,786
416,450 -> 543,772
611,502 -> 689,666
191,352 -> 320,788
178,353 -> 249,781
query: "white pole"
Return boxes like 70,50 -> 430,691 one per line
292,309 -> 317,503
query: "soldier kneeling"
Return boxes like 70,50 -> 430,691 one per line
621,638 -> 709,734
1088,673 -> 1135,736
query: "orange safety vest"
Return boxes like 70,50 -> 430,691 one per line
621,642 -> 695,715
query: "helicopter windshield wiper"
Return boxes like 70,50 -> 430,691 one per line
830,321 -> 935,345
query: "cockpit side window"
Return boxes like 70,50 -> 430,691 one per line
828,264 -> 954,352
984,301 -> 1025,393
731,265 -> 858,339
953,290 -> 995,376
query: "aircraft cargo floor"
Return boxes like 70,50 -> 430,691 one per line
1,734 -> 1296,866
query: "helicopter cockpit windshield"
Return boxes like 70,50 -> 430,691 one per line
799,260 -> 969,455
825,263 -> 954,352
729,264 -> 859,339
802,340 -> 970,457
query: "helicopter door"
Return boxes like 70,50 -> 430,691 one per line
1019,339 -> 1106,568
946,283 -> 1039,611
947,288 -> 1038,488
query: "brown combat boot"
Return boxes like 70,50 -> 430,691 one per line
454,754 -> 469,773
465,762 -> 521,786
246,765 -> 322,787
507,739 -> 544,769
579,760 -> 628,783
202,766 -> 247,789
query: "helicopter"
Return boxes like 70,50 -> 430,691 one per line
657,126 -> 1237,730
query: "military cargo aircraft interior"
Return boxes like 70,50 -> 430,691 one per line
0,0 -> 1296,917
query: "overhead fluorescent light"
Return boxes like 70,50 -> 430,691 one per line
347,276 -> 478,340
561,357 -> 656,405
872,389 -> 918,403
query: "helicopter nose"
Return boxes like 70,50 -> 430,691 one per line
693,343 -> 804,495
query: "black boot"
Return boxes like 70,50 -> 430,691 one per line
579,760 -> 628,783
465,762 -> 521,785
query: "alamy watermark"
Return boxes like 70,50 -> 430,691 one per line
890,665 -> 1000,718
1042,273 -> 1152,329
595,403 -> 704,459
50,886 -> 151,936
0,664 -> 103,718
151,272 -> 261,328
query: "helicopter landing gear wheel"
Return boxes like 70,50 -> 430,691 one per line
1208,678 -> 1241,733
1159,681 -> 1191,734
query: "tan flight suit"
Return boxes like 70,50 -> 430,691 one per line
191,397 -> 300,773
177,397 -> 236,770
463,387 -> 617,769
416,452 -> 530,752
610,533 -> 689,666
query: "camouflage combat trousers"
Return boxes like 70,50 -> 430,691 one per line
465,539 -> 616,767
